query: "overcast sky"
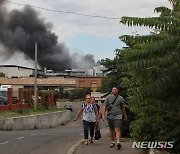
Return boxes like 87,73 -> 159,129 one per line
1,0 -> 171,67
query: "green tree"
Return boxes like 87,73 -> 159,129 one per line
100,57 -> 133,138
58,85 -> 64,94
0,72 -> 5,77
115,0 -> 180,153
100,57 -> 126,96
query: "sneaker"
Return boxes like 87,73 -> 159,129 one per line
109,143 -> 115,148
117,143 -> 122,150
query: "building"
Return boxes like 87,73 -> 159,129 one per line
0,65 -> 44,78
64,65 -> 108,77
76,77 -> 102,92
0,77 -> 76,90
0,76 -> 104,92
66,68 -> 87,77
45,70 -> 68,77
0,64 -> 108,78
0,65 -> 106,92
93,65 -> 108,77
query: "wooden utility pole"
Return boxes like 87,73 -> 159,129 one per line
34,42 -> 37,110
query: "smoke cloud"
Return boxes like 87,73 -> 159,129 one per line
0,0 -> 95,70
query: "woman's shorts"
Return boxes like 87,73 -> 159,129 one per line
107,119 -> 122,130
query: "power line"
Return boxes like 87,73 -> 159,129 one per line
4,0 -> 121,20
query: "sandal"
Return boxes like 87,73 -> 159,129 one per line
89,138 -> 93,144
84,139 -> 88,145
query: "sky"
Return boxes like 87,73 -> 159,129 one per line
1,0 -> 171,67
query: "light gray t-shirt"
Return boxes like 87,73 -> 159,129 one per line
105,94 -> 125,120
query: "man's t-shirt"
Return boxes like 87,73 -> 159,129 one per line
105,94 -> 125,120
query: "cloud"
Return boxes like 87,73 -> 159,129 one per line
6,0 -> 171,39
2,0 -> 172,67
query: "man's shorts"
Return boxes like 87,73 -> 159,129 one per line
107,119 -> 122,130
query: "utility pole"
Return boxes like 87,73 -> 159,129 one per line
34,42 -> 37,110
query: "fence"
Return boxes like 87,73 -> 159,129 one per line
0,88 -> 55,112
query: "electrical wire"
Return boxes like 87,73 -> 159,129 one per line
4,0 -> 121,20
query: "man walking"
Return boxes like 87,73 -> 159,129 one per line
103,86 -> 127,150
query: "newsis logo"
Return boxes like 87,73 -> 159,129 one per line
132,141 -> 174,151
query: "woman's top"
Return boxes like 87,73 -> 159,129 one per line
82,102 -> 96,122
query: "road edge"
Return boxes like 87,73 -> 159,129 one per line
66,128 -> 109,154
67,139 -> 84,154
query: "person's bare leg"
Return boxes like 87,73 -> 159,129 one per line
109,129 -> 115,148
115,128 -> 121,142
110,129 -> 115,142
115,128 -> 122,149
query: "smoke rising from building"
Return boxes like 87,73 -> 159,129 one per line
0,0 -> 95,70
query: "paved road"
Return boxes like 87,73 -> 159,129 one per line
0,102 -> 107,154
0,102 -> 82,154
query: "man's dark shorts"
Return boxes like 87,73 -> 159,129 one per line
107,119 -> 122,130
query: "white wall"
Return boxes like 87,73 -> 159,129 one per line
0,67 -> 33,78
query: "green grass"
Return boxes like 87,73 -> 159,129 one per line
0,107 -> 64,120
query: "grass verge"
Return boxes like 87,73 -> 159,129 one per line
0,107 -> 64,120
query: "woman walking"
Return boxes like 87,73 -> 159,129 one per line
74,94 -> 99,145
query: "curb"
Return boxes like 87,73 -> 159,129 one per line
66,139 -> 84,154
66,128 -> 109,154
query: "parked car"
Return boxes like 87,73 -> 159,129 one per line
0,91 -> 19,104
0,93 -> 7,105
0,90 -> 8,97
64,104 -> 73,111
12,96 -> 18,104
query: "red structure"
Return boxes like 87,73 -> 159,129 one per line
0,88 -> 55,112
48,91 -> 55,107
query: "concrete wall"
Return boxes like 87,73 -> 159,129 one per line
0,110 -> 71,130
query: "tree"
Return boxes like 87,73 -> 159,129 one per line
115,0 -> 180,153
0,72 -> 5,77
100,58 -> 126,96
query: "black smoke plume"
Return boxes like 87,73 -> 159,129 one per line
0,0 -> 95,70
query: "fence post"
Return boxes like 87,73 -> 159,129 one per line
18,88 -> 23,108
8,88 -> 13,110
51,91 -> 55,106
48,91 -> 51,107
28,89 -> 33,106
41,91 -> 45,106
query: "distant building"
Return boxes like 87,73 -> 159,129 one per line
0,65 -> 44,78
91,91 -> 109,102
64,65 -> 108,77
0,76 -> 104,92
93,65 -> 108,77
76,77 -> 102,92
45,69 -> 68,77
0,64 -> 107,91
0,77 -> 76,90
68,68 -> 87,77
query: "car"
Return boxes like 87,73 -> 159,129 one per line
64,104 -> 73,111
0,91 -> 19,104
0,90 -> 8,97
0,93 -> 7,105
12,96 -> 18,104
